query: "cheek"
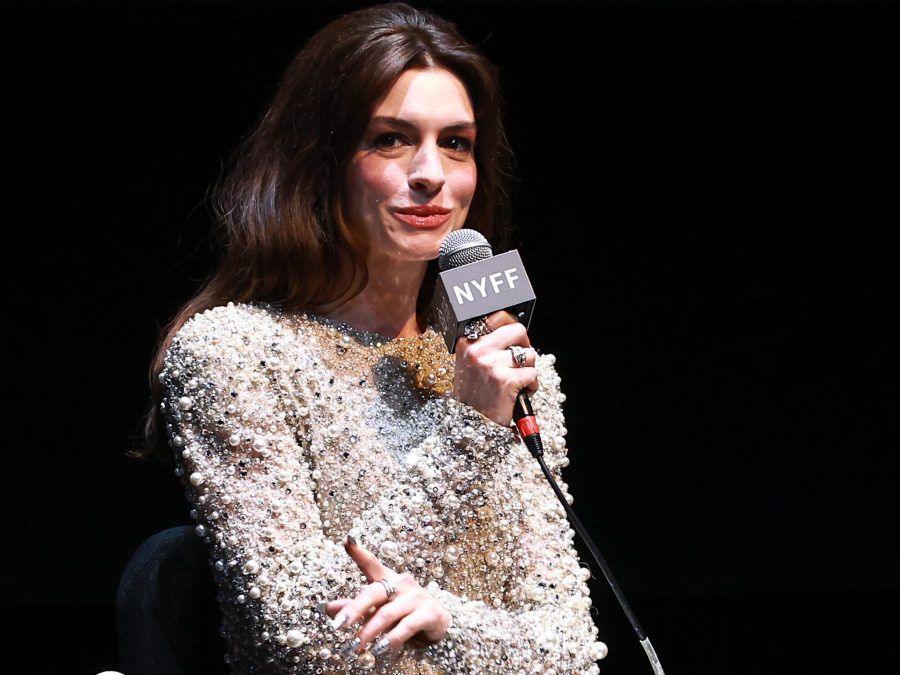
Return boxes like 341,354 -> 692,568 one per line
447,163 -> 478,206
360,162 -> 406,202
347,158 -> 406,211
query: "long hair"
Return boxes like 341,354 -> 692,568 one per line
141,3 -> 514,459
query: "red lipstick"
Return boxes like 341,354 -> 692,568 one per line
393,205 -> 452,229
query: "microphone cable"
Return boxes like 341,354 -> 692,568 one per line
514,395 -> 666,675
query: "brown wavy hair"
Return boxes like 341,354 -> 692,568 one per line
141,3 -> 514,459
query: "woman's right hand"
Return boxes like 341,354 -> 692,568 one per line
452,311 -> 539,426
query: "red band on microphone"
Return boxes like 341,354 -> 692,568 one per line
516,415 -> 541,438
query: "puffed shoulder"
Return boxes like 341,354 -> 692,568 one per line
159,302 -> 320,440
167,302 -> 282,351
162,301 -> 332,395
165,302 -> 316,369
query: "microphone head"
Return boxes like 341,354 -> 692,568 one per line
438,229 -> 493,271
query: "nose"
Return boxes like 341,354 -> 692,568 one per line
407,143 -> 445,194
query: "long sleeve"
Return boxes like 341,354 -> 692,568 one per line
160,305 -> 364,671
410,355 -> 606,675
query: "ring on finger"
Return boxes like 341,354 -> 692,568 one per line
463,318 -> 492,341
376,577 -> 397,599
508,345 -> 528,367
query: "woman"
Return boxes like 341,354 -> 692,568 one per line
150,3 -> 605,673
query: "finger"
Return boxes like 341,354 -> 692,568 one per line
322,600 -> 381,628
331,580 -> 391,631
458,327 -> 530,365
476,322 -> 531,350
459,348 -> 539,394
318,598 -> 349,619
458,314 -> 528,351
487,346 -> 537,369
374,607 -> 440,657
343,535 -> 390,583
520,347 -> 539,368
352,593 -> 419,652
508,366 -> 539,393
483,310 -> 520,331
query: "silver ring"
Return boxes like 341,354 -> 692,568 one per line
463,318 -> 492,341
376,577 -> 397,599
508,345 -> 527,367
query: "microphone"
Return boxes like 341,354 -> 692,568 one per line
432,229 -> 544,457
434,229 -> 666,675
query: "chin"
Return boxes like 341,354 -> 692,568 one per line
398,242 -> 442,262
398,230 -> 451,261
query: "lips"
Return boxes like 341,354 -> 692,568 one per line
392,205 -> 452,229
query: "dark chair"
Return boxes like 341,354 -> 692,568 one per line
116,526 -> 226,675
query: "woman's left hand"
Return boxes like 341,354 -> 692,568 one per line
321,536 -> 451,657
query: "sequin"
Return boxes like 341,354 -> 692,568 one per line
162,303 -> 600,673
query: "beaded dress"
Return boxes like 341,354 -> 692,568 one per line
160,302 -> 604,674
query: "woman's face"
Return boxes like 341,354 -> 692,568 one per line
344,68 -> 478,265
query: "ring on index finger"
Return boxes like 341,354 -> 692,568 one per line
508,345 -> 528,367
463,318 -> 492,341
376,577 -> 397,599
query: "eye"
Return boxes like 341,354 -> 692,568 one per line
441,136 -> 474,155
372,132 -> 409,150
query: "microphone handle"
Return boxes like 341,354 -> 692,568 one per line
513,390 -> 544,458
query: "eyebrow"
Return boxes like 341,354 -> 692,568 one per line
369,115 -> 477,133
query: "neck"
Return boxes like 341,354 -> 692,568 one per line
324,255 -> 428,339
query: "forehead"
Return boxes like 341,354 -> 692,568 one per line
372,68 -> 474,123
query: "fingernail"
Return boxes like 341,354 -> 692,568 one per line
331,611 -> 348,630
339,637 -> 361,656
345,534 -> 356,547
315,602 -> 328,616
371,636 -> 391,656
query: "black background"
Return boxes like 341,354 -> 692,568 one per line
5,1 -> 898,673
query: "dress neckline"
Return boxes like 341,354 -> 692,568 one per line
298,309 -> 452,395
300,310 -> 432,348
